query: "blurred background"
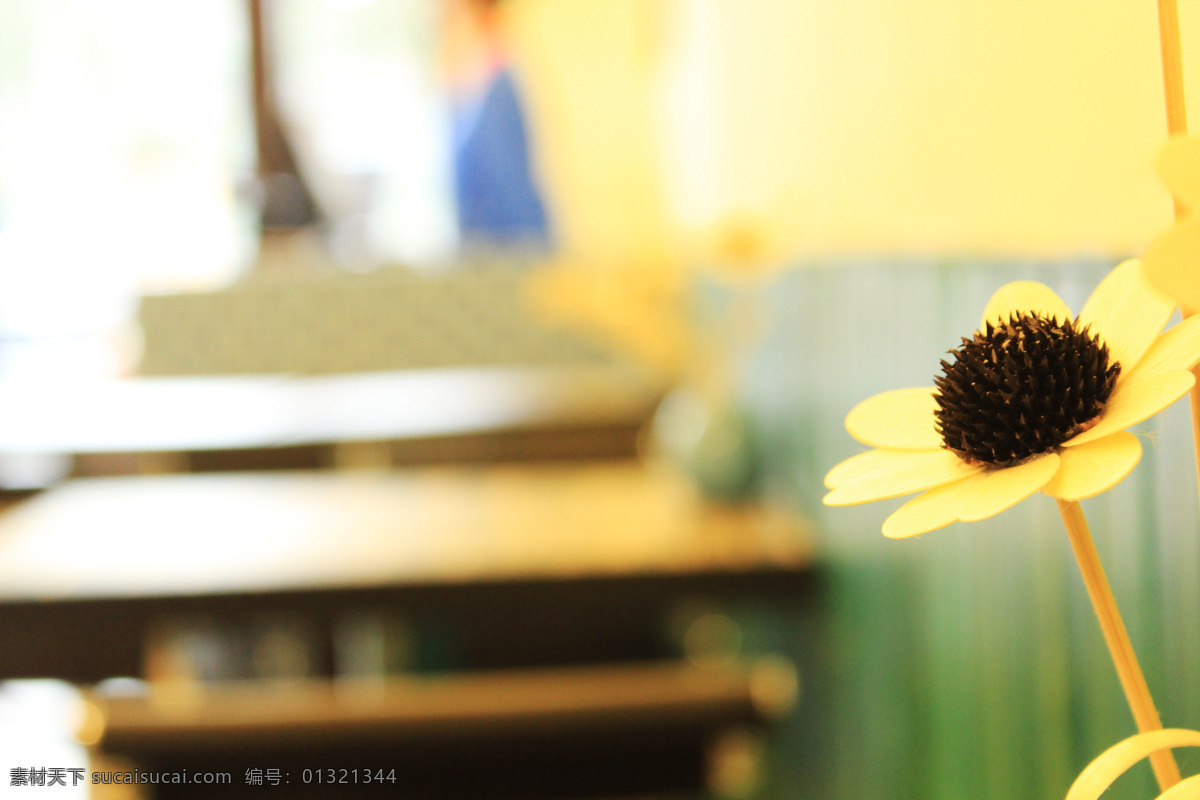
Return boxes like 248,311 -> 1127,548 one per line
1,1 -> 1200,799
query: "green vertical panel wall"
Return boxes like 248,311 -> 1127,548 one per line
738,258 -> 1200,799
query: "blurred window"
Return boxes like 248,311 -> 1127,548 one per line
0,0 -> 253,379
268,0 -> 459,266
0,0 -> 467,380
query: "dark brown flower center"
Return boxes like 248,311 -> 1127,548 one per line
933,312 -> 1120,467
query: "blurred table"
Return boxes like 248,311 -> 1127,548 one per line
0,461 -> 813,683
0,461 -> 814,798
85,659 -> 799,800
0,365 -> 664,483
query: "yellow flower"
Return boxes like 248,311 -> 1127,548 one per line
824,259 -> 1200,539
681,207 -> 803,285
525,256 -> 693,377
1143,135 -> 1200,313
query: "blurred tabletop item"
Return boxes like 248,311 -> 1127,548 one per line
0,365 -> 664,485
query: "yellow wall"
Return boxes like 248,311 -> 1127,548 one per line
504,0 -> 676,264
505,0 -> 1200,262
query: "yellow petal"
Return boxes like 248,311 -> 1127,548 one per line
1078,259 -> 1176,373
825,448 -> 942,489
1156,774 -> 1200,800
980,281 -> 1072,329
1064,370 -> 1196,447
1123,313 -> 1200,379
1042,432 -> 1141,502
845,387 -> 942,450
956,453 -> 1060,522
881,455 -> 1057,537
1066,728 -> 1200,800
826,450 -> 880,489
882,478 -> 972,539
823,449 -> 981,506
1155,134 -> 1200,211
1143,217 -> 1200,313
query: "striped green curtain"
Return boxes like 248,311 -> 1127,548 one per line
740,258 -> 1200,800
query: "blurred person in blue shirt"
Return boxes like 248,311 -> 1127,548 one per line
443,0 -> 550,250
